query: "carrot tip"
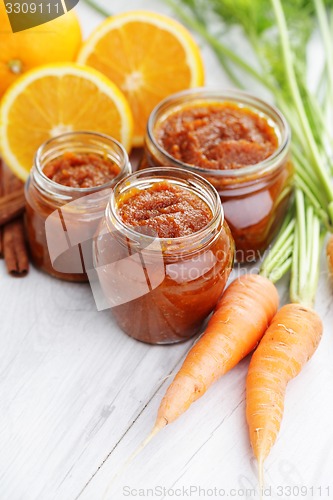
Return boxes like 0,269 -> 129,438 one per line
258,458 -> 265,500
103,423 -> 165,500
155,417 -> 168,431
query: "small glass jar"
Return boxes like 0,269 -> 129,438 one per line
93,167 -> 235,344
142,88 -> 294,262
25,131 -> 131,281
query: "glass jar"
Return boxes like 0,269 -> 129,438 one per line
25,131 -> 131,281
142,88 -> 294,262
93,167 -> 235,344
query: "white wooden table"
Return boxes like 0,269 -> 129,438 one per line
1,2 -> 333,499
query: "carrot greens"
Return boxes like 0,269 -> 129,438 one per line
82,0 -> 110,17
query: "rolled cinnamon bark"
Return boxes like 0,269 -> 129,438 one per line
0,189 -> 25,226
1,164 -> 29,277
3,217 -> 29,276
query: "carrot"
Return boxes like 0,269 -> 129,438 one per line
327,235 -> 333,276
246,303 -> 323,493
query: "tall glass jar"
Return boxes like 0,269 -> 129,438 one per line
142,89 -> 294,262
93,167 -> 235,344
25,131 -> 131,281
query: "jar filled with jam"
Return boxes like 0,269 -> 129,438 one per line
142,89 -> 294,262
25,131 -> 131,281
93,167 -> 234,344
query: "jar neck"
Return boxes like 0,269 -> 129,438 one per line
106,167 -> 224,258
146,88 -> 291,181
31,131 -> 131,203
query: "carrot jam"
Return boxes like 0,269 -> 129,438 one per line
43,152 -> 120,188
155,102 -> 278,170
117,181 -> 213,238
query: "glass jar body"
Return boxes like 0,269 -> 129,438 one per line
93,167 -> 235,344
25,132 -> 131,281
142,89 -> 294,262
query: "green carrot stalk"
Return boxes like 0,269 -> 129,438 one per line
83,0 -> 111,17
260,209 -> 295,283
314,0 -> 333,115
271,0 -> 333,217
290,189 -> 325,307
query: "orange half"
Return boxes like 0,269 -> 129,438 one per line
0,63 -> 133,180
77,11 -> 205,146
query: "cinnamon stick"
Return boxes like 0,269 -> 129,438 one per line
0,188 -> 25,226
3,217 -> 29,276
2,166 -> 29,277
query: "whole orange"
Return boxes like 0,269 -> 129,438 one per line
0,4 -> 82,97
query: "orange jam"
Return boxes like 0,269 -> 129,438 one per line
43,151 -> 120,188
117,181 -> 213,238
155,102 -> 278,170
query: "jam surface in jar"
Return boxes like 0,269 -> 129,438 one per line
117,181 -> 213,238
43,151 -> 120,188
155,102 -> 279,170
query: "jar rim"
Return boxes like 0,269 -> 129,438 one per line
107,166 -> 224,253
147,87 -> 291,178
34,131 -> 131,197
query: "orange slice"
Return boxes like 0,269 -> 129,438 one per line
77,10 -> 205,146
0,63 -> 133,181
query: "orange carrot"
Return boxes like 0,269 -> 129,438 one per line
154,274 -> 279,431
246,303 -> 323,491
327,235 -> 333,276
